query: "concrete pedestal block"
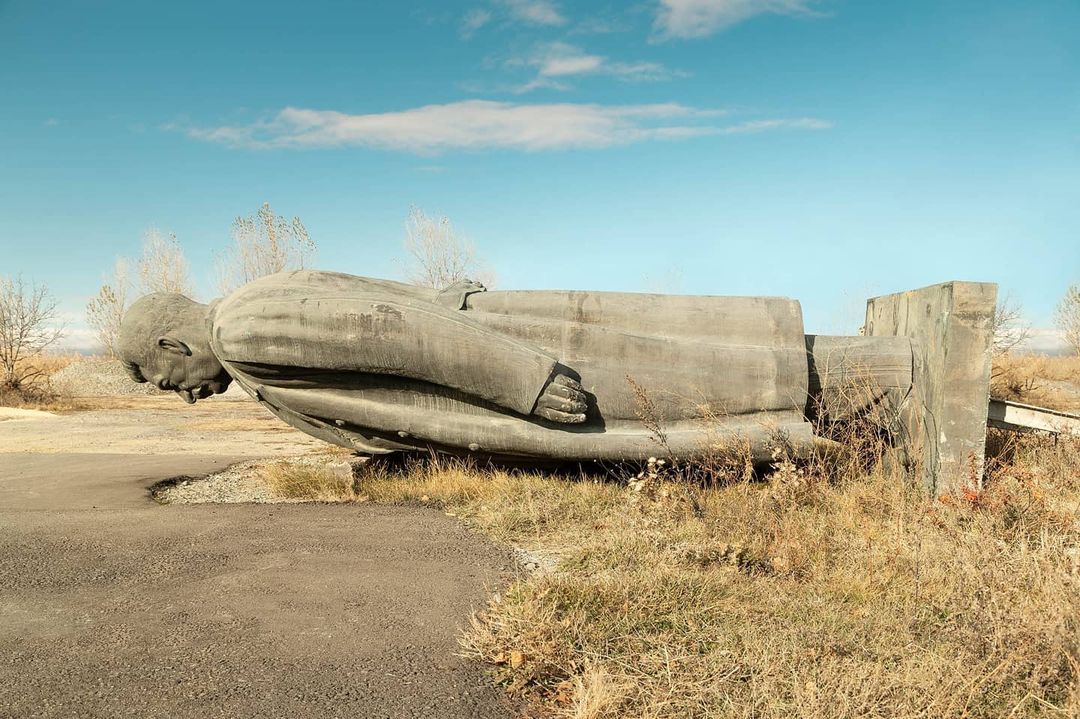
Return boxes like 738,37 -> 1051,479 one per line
865,282 -> 997,495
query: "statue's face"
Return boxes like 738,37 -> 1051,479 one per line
134,339 -> 232,404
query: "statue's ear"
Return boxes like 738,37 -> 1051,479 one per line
157,336 -> 192,356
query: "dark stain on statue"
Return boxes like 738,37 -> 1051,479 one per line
372,304 -> 404,320
342,304 -> 406,340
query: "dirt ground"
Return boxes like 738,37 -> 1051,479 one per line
0,395 -> 515,719
0,394 -> 326,455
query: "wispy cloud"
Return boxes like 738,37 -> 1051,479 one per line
718,117 -> 833,133
176,101 -> 830,153
654,0 -> 819,39
460,8 -> 493,37
569,14 -> 634,35
510,41 -> 681,92
460,0 -> 567,37
498,0 -> 567,26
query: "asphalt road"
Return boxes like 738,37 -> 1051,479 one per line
0,453 -> 514,719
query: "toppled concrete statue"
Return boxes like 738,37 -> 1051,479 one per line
118,270 -> 997,495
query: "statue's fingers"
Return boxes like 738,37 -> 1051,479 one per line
540,395 -> 586,414
547,382 -> 584,401
535,406 -> 587,424
552,374 -> 583,391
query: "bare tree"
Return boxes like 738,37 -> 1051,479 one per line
0,276 -> 65,391
217,202 -> 315,294
402,207 -> 492,289
991,294 -> 1032,355
86,257 -> 130,357
138,228 -> 192,295
85,229 -> 192,356
1056,284 -> 1080,356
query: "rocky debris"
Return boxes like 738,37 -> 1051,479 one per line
49,357 -> 249,399
50,358 -> 164,398
512,546 -> 561,574
152,459 -> 294,504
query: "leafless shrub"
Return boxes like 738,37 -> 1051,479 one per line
86,257 -> 130,357
625,374 -> 669,454
137,228 -> 192,295
403,207 -> 492,289
0,276 -> 65,391
86,229 -> 193,355
217,202 -> 315,294
991,293 -> 1032,355
1056,284 -> 1080,356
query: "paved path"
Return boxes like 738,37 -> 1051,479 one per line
0,453 -> 513,719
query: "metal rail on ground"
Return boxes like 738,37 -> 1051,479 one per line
987,399 -> 1080,436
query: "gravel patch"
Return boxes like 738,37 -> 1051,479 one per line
152,459 -> 296,504
152,455 -> 360,504
511,546 -> 563,574
50,358 -> 164,397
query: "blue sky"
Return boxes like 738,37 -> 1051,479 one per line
2,0 -> 1078,349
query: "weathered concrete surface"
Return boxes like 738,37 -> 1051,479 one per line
865,281 -> 997,495
119,270 -> 817,462
804,334 -> 914,422
0,453 -> 513,719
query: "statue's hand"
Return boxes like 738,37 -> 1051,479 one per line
534,373 -> 587,424
435,278 -> 487,309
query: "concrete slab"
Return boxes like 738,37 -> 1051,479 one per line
865,281 -> 997,495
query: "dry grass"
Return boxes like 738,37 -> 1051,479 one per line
252,357 -> 1080,717
260,458 -> 361,501
260,431 -> 1079,718
0,352 -> 89,411
992,354 -> 1080,412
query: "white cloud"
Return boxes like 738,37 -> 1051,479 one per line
718,117 -> 833,133
459,1 -> 566,37
535,44 -> 605,77
499,0 -> 567,26
179,101 -> 830,154
460,8 -> 493,37
654,0 -> 818,39
511,42 -> 681,92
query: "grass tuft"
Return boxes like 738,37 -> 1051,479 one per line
260,459 -> 360,501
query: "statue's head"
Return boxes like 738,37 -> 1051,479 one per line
117,293 -> 232,404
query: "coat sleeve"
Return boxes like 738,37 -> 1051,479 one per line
211,289 -> 559,417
